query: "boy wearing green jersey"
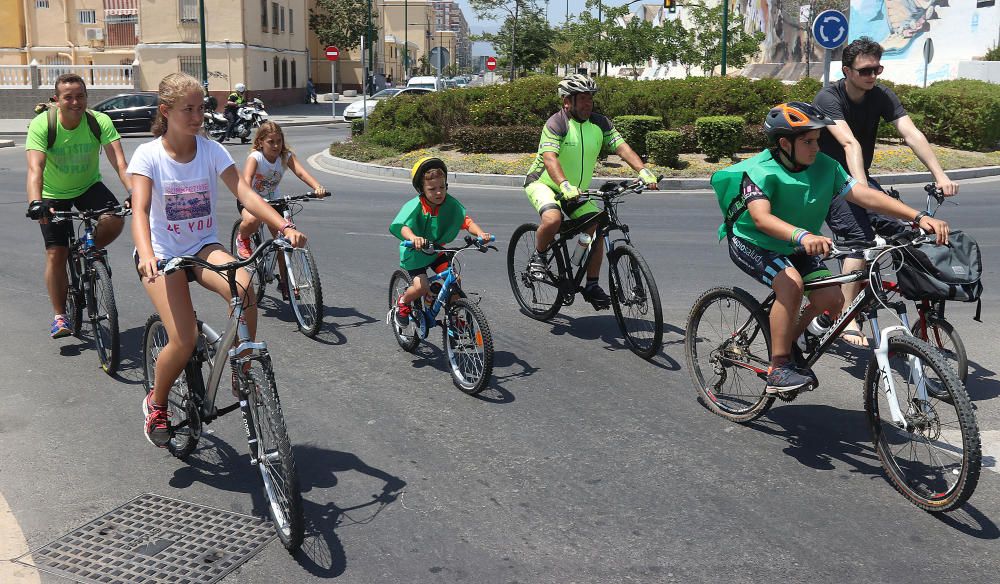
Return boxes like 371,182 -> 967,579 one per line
712,102 -> 949,394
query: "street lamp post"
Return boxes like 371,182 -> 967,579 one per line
721,0 -> 729,76
198,0 -> 208,90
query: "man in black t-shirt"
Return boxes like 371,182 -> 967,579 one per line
813,36 -> 958,347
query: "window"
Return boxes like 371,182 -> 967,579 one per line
263,59 -> 267,72
260,0 -> 267,30
273,56 -> 279,87
291,60 -> 297,87
179,56 -> 202,79
289,9 -> 293,34
78,9 -> 96,24
179,0 -> 198,23
271,3 -> 278,32
280,7 -> 285,33
35,0 -> 49,7
281,59 -> 288,89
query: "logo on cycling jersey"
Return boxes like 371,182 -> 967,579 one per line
732,236 -> 763,264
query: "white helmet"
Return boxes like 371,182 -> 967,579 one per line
235,83 -> 246,93
557,74 -> 598,97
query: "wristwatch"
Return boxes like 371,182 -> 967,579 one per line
913,211 -> 929,223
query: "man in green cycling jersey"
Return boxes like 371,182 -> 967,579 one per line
523,73 -> 659,308
713,102 -> 948,394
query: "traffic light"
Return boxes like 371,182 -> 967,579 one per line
664,0 -> 677,14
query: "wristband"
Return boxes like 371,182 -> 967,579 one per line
796,230 -> 810,245
913,211 -> 929,224
278,221 -> 296,235
790,228 -> 805,244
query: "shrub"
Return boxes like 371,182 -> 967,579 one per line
350,118 -> 364,136
646,130 -> 683,167
742,123 -> 769,152
903,79 -> 1000,150
696,116 -> 745,161
784,77 -> 823,103
615,115 -> 664,157
674,125 -> 700,153
328,139 -> 400,162
451,125 -> 540,153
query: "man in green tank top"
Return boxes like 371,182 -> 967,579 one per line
523,74 -> 659,309
712,102 -> 949,394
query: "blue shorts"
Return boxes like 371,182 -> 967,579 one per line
728,236 -> 830,288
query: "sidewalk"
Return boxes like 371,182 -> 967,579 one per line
0,98 -> 357,137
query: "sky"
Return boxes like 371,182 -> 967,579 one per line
458,0 -> 595,56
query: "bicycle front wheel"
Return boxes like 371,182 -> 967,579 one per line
286,247 -> 324,337
89,259 -> 120,374
864,335 -> 981,512
66,257 -> 83,337
607,245 -> 664,359
142,314 -> 202,460
244,358 -> 304,552
507,223 -> 564,321
685,287 -> 774,423
912,315 -> 969,384
443,298 -> 495,395
388,270 -> 420,352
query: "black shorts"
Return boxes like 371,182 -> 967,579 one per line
826,177 -> 906,258
39,182 -> 120,248
131,243 -> 221,284
728,236 -> 831,288
406,253 -> 449,278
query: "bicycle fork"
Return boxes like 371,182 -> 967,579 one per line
870,312 -> 934,430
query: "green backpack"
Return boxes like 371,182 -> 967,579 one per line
42,105 -> 102,149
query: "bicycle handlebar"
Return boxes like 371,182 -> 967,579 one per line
157,237 -> 290,275
819,229 -> 935,259
50,204 -> 132,222
266,192 -> 330,207
574,176 -> 664,202
402,235 -> 497,254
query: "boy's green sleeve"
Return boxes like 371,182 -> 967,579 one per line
389,197 -> 421,240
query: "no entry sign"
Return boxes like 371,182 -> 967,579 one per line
485,56 -> 497,71
325,46 -> 339,61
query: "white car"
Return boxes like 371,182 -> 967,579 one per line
342,87 -> 434,119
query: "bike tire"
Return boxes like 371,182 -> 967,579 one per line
507,222 -> 564,321
607,245 -> 664,359
684,287 -> 774,423
442,297 -> 495,395
89,259 -> 120,375
244,357 -> 304,552
863,334 -> 981,512
286,247 -> 324,337
388,270 -> 420,352
230,219 -> 266,301
66,257 -> 83,337
912,315 -> 969,384
141,314 -> 203,460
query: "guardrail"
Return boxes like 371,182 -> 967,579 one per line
0,64 -> 134,89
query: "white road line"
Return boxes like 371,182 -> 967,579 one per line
0,491 -> 40,583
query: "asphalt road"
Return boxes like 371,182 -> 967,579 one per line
1,125 -> 998,583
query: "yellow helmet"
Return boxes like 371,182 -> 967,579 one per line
410,156 -> 448,194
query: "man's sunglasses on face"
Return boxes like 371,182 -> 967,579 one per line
851,65 -> 884,77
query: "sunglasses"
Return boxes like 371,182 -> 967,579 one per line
851,65 -> 884,77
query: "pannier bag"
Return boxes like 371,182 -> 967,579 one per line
896,230 -> 983,305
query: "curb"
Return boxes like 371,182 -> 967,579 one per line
317,151 -> 1000,190
0,139 -> 14,148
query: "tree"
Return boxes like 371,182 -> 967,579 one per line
653,18 -> 690,71
309,0 -> 376,90
469,0 -> 538,79
602,6 -> 659,80
474,7 -> 553,77
686,1 -> 764,76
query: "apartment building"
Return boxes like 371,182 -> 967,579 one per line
432,1 -> 469,70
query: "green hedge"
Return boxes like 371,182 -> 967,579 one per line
452,125 -> 540,153
358,76 -> 1000,154
696,116 -> 745,161
646,130 -> 683,167
615,115 -> 664,157
350,118 -> 364,136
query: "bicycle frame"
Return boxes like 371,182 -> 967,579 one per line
411,265 -> 461,340
249,195 -> 318,298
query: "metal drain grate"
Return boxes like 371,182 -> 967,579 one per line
14,493 -> 275,584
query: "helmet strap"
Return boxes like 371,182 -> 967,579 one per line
774,137 -> 807,172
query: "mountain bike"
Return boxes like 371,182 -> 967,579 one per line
684,231 -> 981,512
141,238 -> 304,551
51,204 -> 131,375
230,192 -> 325,337
508,178 -> 664,359
388,236 -> 497,395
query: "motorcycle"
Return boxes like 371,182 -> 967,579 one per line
228,97 -> 269,143
203,96 -> 229,142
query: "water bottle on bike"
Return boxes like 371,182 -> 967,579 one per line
797,310 -> 833,352
570,233 -> 593,267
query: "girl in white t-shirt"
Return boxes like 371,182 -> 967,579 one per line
130,73 -> 307,449
234,121 -> 327,262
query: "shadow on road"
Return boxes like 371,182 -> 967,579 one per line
542,313 -> 683,370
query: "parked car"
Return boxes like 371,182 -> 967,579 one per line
406,75 -> 442,90
91,92 -> 159,134
343,87 -> 433,120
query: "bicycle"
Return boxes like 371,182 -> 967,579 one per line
507,178 -> 664,359
229,192 -> 325,337
684,231 -> 981,512
882,183 -> 969,383
141,238 -> 304,551
387,236 -> 498,395
51,204 -> 131,375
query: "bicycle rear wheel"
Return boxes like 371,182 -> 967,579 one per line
607,245 -> 663,359
286,247 -> 324,337
388,270 -> 420,352
864,335 -> 981,512
243,357 -> 304,552
141,314 -> 202,459
912,314 -> 968,384
230,219 -> 267,301
685,287 -> 774,423
443,298 -> 495,394
89,259 -> 120,375
507,223 -> 564,321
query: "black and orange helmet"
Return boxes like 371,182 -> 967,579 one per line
763,102 -> 833,139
